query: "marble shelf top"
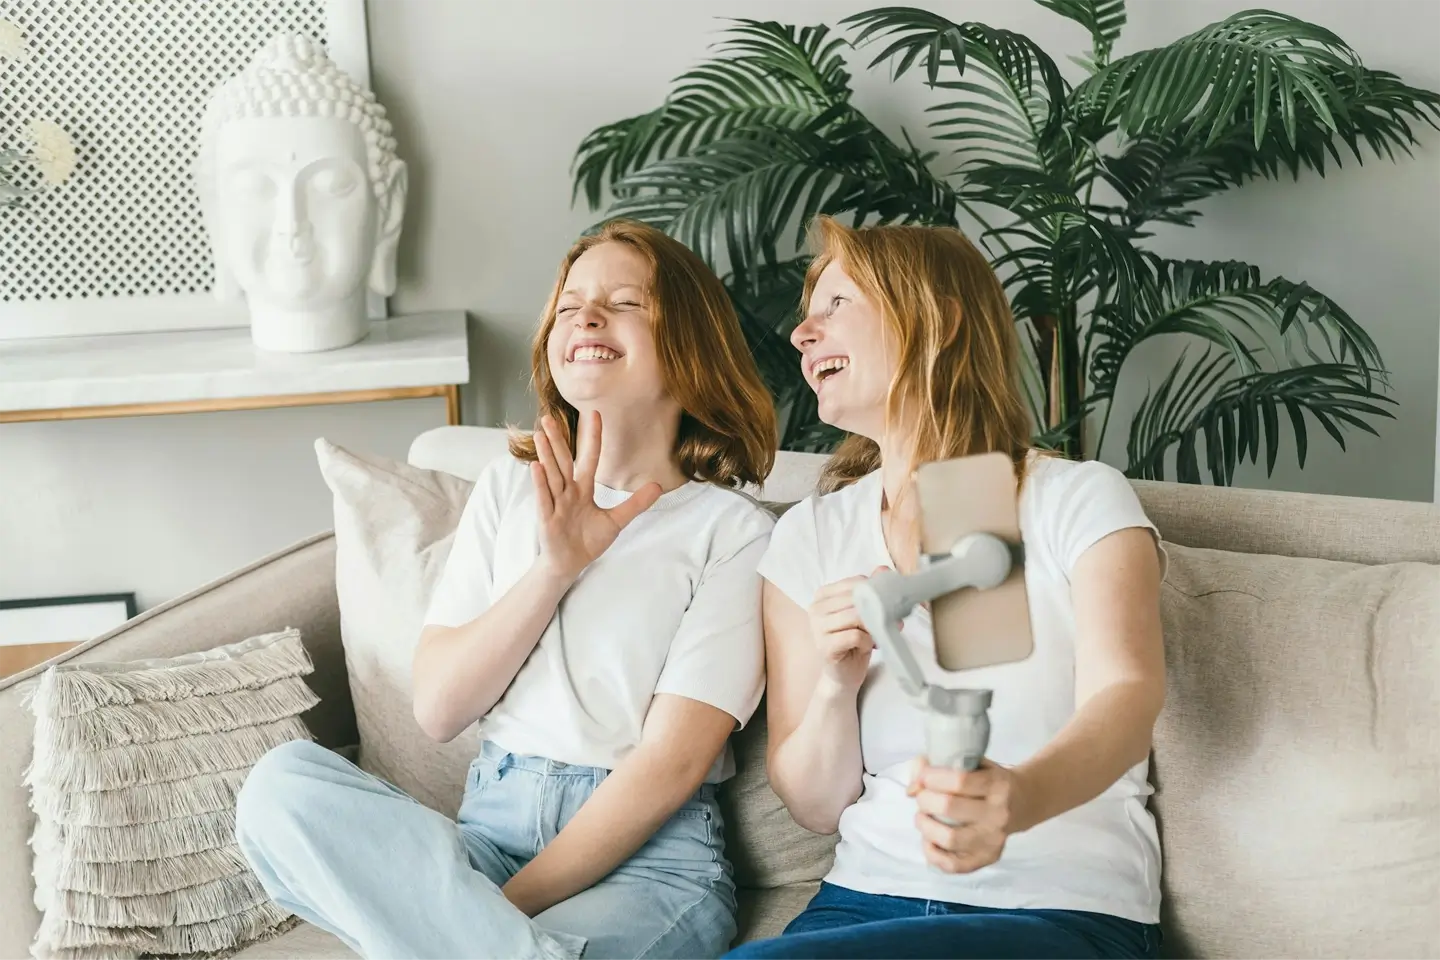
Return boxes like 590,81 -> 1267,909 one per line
0,311 -> 469,412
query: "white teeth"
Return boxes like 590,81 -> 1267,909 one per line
813,356 -> 849,379
572,345 -> 620,362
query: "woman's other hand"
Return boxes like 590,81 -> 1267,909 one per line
907,757 -> 1037,874
806,567 -> 891,693
531,410 -> 661,581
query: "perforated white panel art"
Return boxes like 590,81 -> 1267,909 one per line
0,0 -> 373,340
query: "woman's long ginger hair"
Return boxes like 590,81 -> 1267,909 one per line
803,216 -> 1033,494
509,219 -> 777,488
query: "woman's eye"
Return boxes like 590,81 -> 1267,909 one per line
614,300 -> 639,308
557,306 -> 578,315
828,295 -> 847,313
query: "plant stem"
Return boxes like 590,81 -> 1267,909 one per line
1095,397 -> 1114,462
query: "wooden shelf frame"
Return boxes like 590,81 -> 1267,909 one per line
0,383 -> 462,425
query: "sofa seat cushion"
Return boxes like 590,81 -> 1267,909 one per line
232,920 -> 356,959
1153,543 -> 1439,959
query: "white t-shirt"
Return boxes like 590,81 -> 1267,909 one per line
424,455 -> 774,781
757,455 -> 1166,923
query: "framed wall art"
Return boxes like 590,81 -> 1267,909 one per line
0,592 -> 138,677
0,0 -> 375,342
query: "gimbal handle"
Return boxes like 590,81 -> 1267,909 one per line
850,533 -> 1018,771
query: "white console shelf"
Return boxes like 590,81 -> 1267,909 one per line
0,311 -> 469,424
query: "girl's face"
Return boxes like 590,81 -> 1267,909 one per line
792,260 -> 894,440
547,241 -> 674,416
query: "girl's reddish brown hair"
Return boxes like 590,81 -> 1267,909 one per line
803,216 -> 1033,494
509,219 -> 777,488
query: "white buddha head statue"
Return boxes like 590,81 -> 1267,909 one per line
194,34 -> 407,352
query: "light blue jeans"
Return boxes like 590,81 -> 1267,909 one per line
235,739 -> 738,959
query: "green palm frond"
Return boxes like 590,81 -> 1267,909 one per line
1031,0 -> 1127,68
1099,67 -> 1440,232
603,113 -> 956,286
1127,355 -> 1394,484
1074,10 -> 1363,147
571,20 -> 852,208
842,7 -> 1067,161
1088,258 -> 1386,462
726,259 -> 809,391
984,178 -> 1150,312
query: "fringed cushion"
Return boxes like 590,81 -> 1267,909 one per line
24,628 -> 318,960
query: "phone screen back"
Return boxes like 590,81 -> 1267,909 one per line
914,451 -> 1034,672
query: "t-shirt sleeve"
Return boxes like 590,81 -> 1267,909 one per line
754,498 -> 823,609
422,460 -> 512,628
1042,459 -> 1168,580
653,523 -> 772,729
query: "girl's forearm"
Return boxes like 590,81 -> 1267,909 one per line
501,716 -> 723,916
411,560 -> 573,742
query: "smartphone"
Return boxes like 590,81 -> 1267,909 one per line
913,451 -> 1034,672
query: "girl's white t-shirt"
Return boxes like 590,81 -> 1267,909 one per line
757,455 -> 1166,923
424,455 -> 775,781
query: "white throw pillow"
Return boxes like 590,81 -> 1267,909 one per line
314,438 -> 481,816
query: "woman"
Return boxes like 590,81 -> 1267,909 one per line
236,220 -> 779,960
728,217 -> 1167,960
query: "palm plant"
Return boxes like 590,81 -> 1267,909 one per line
571,1 -> 1440,482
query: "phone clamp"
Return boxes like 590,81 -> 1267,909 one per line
850,533 -> 1023,771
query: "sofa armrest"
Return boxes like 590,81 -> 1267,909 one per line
0,531 -> 354,960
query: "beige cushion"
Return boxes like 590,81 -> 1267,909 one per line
233,920 -> 357,959
735,882 -> 819,943
24,629 -> 316,959
719,701 -> 836,888
315,439 -> 480,818
1153,543 -> 1440,959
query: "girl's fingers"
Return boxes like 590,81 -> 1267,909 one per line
541,415 -> 575,481
534,426 -> 566,502
575,409 -> 602,486
530,462 -> 554,519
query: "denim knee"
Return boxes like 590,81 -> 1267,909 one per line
234,739 -> 333,847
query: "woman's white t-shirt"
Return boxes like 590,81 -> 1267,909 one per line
757,455 -> 1166,923
424,455 -> 774,781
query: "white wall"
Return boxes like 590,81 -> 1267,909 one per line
2,0 -> 1436,613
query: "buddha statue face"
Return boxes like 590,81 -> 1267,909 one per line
195,35 -> 407,352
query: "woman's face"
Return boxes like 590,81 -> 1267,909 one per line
547,241 -> 674,416
792,260 -> 894,440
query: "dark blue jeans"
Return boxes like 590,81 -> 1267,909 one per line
724,882 -> 1161,959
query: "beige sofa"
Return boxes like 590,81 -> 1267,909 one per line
3,427 -> 1438,960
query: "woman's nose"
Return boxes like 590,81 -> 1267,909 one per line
791,314 -> 820,350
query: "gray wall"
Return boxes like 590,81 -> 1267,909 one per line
3,0 -> 1436,612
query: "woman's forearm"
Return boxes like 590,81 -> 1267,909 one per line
412,561 -> 573,742
768,676 -> 865,834
1011,678 -> 1163,833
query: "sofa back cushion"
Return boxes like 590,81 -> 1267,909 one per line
1154,542 -> 1439,958
316,439 -> 480,817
